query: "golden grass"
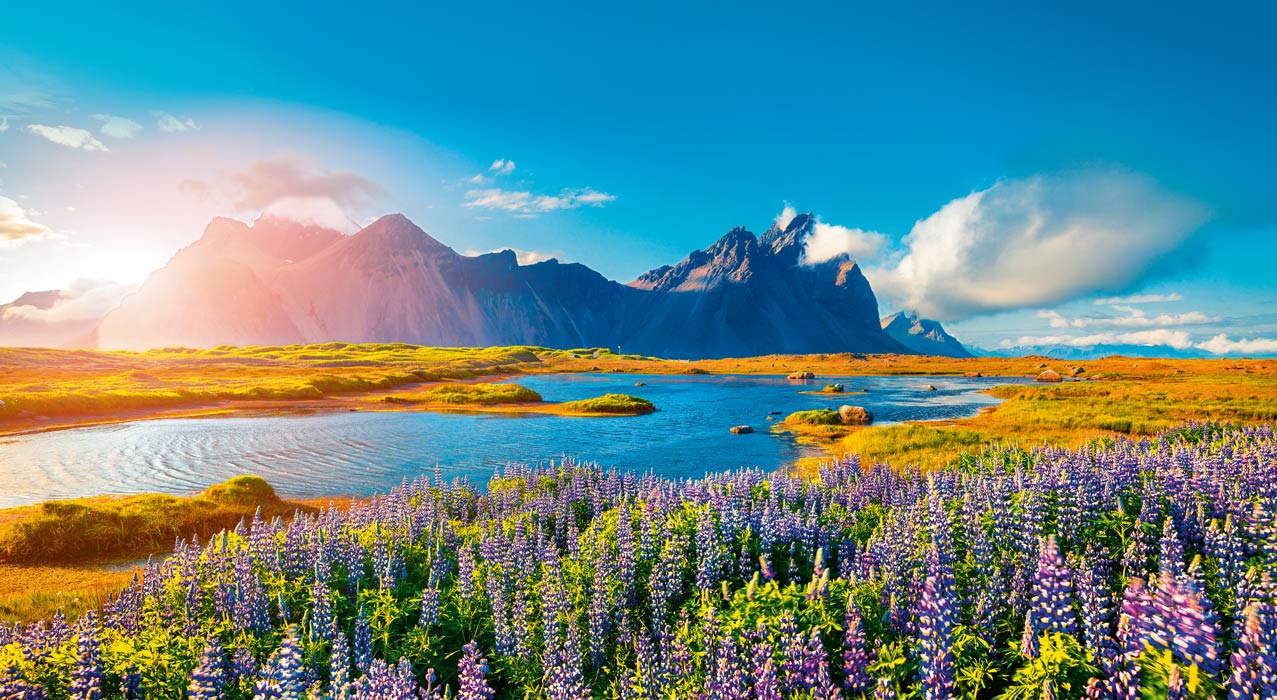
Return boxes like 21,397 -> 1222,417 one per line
0,476 -> 315,564
557,393 -> 655,415
0,562 -> 137,623
381,382 -> 542,406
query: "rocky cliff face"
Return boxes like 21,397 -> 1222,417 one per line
880,311 -> 973,358
92,212 -> 911,358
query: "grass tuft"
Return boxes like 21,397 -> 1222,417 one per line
558,393 -> 655,415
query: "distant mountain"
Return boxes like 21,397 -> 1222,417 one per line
976,343 -> 1206,361
94,211 -> 907,358
880,311 -> 972,358
0,291 -> 94,347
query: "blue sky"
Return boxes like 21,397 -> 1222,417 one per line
1,1 -> 1275,353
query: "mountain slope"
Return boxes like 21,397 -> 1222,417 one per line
94,212 -> 909,358
881,311 -> 973,358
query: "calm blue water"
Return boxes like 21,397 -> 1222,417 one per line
0,373 -> 1025,506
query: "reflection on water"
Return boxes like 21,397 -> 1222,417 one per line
0,373 -> 1026,506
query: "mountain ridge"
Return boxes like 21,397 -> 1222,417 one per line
13,211 -> 928,358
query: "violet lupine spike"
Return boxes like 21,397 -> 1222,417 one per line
68,622 -> 103,700
917,545 -> 957,700
1030,535 -> 1078,636
457,642 -> 495,700
873,677 -> 897,700
353,605 -> 373,676
843,600 -> 872,695
1020,611 -> 1040,659
186,636 -> 226,700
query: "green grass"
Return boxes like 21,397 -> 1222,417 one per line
0,476 -> 313,564
382,382 -> 542,405
558,393 -> 655,415
785,408 -> 844,425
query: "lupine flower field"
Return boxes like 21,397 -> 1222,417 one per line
1,422 -> 1275,700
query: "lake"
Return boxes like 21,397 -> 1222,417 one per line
0,373 -> 1026,506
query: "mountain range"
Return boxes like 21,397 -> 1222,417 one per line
2,212 -> 971,358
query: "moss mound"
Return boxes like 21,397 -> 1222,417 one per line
559,393 -> 656,415
785,408 -> 844,426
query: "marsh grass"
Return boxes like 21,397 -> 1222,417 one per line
382,382 -> 542,405
0,476 -> 314,564
0,562 -> 136,623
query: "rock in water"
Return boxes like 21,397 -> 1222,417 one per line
1036,370 -> 1063,383
729,425 -> 754,434
838,405 -> 874,424
787,371 -> 816,379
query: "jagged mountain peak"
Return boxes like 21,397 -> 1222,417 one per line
760,211 -> 815,259
881,311 -> 973,358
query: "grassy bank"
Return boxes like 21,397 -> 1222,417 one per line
0,476 -> 313,564
381,382 -> 542,405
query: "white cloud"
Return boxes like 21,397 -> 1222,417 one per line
180,155 -> 382,212
468,173 -> 490,184
90,114 -> 143,139
1092,292 -> 1183,305
1194,334 -> 1277,356
1001,329 -> 1194,350
800,221 -> 888,264
263,196 -> 360,234
774,204 -> 797,231
153,111 -> 198,132
489,159 -> 515,175
464,187 -> 615,216
1,278 -> 135,322
25,124 -> 110,152
0,117 -> 8,133
0,196 -> 53,246
867,170 -> 1209,321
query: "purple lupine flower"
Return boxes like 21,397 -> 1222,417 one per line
187,636 -> 226,700
310,577 -> 334,642
254,626 -> 308,699
917,545 -> 957,700
458,641 -> 495,700
353,605 -> 373,675
329,631 -> 351,700
351,658 -> 421,700
419,586 -> 440,628
1030,535 -> 1077,636
1021,611 -> 1040,659
230,647 -> 257,689
68,619 -> 103,700
873,677 -> 897,700
843,601 -> 871,694
748,624 -> 781,700
1158,517 -> 1184,577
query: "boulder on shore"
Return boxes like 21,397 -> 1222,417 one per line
1036,370 -> 1063,383
1068,367 -> 1085,377
963,371 -> 982,378
787,371 -> 816,380
729,425 -> 754,434
838,405 -> 874,425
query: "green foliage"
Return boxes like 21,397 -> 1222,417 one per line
998,633 -> 1099,700
785,409 -> 844,426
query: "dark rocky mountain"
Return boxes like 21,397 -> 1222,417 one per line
880,311 -> 973,358
92,212 -> 909,357
629,214 -> 906,356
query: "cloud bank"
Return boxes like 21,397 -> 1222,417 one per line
0,196 -> 52,246
862,170 -> 1209,321
91,114 -> 143,139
